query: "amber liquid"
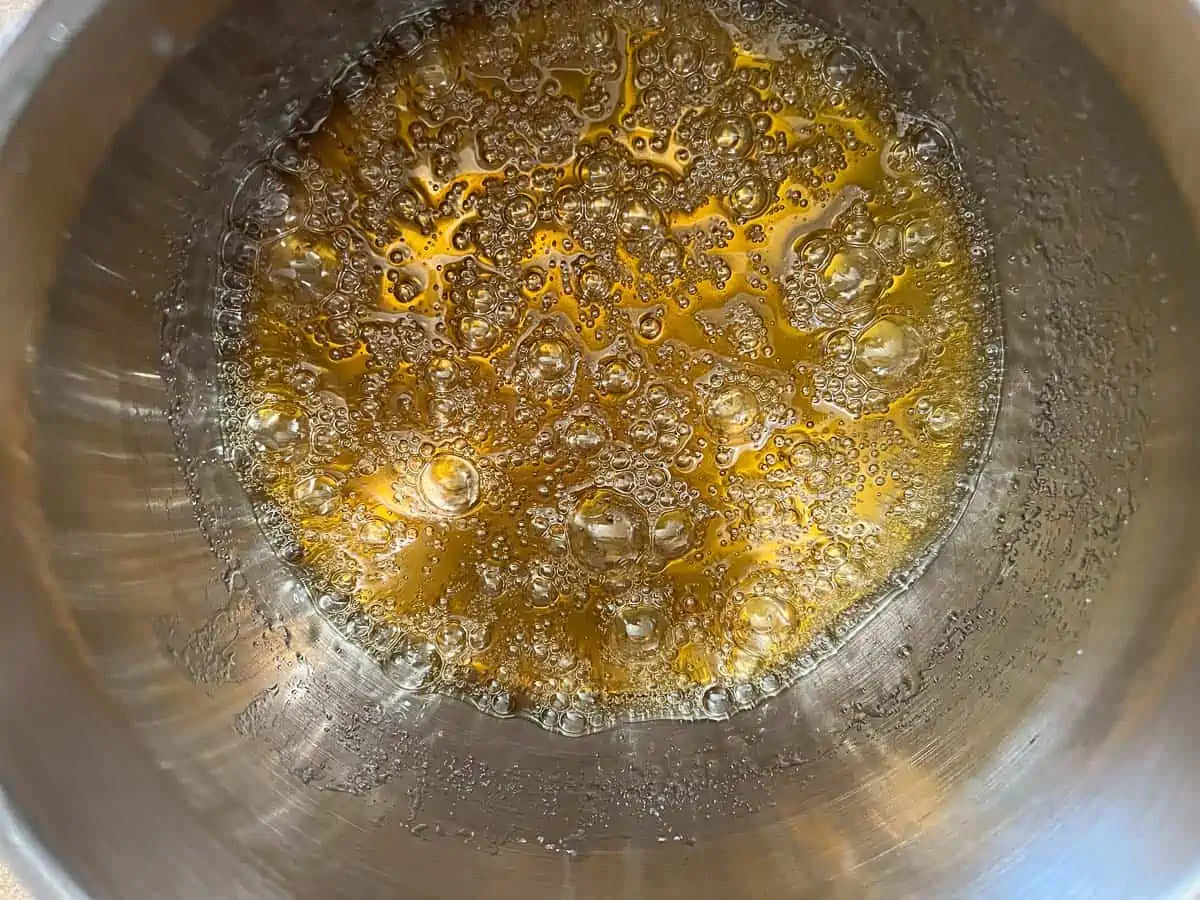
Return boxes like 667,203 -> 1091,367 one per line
219,0 -> 999,731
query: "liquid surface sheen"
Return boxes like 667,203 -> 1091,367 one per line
217,0 -> 1000,733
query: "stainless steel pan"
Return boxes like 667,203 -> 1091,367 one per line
1,0 -> 1199,896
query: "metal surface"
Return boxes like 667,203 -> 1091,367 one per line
1,0 -> 1200,897
0,9 -> 44,900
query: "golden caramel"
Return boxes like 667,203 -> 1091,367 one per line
218,0 -> 999,732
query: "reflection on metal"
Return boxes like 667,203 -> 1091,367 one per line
0,0 -> 1199,897
0,791 -> 83,900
